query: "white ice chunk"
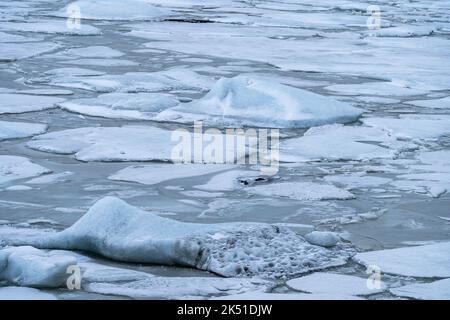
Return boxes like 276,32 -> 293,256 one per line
405,96 -> 450,109
286,272 -> 386,296
0,156 -> 50,184
354,242 -> 450,278
65,46 -> 123,58
0,246 -> 77,288
195,169 -> 261,192
214,291 -> 362,300
26,172 -> 73,185
0,42 -> 58,62
0,20 -> 100,35
0,121 -> 47,140
304,232 -> 340,248
246,182 -> 355,201
390,279 -> 450,300
155,76 -> 362,128
0,94 -> 65,114
2,197 -> 354,278
326,82 -> 427,97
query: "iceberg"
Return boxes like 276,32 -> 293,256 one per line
2,197 -> 354,278
155,76 -> 363,128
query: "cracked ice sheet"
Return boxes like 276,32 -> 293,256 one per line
279,124 -> 402,163
0,42 -> 58,62
0,121 -> 47,141
245,182 -> 355,201
286,272 -> 386,296
0,20 -> 101,35
44,68 -> 212,93
0,156 -> 50,185
1,197 -> 355,279
354,242 -> 450,278
390,150 -> 450,198
109,164 -> 235,186
27,126 -> 176,162
128,21 -> 450,91
390,279 -> 450,300
0,94 -> 65,114
58,92 -> 179,120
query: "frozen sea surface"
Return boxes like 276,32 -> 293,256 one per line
0,0 -> 450,300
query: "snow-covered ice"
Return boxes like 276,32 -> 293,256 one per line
155,76 -> 363,128
304,232 -> 340,248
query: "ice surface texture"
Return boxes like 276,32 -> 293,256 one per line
2,197 -> 354,279
156,76 -> 363,128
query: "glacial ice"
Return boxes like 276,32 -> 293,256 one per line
0,121 -> 47,141
0,94 -> 65,114
354,242 -> 450,278
0,246 -> 77,288
155,76 -> 363,128
286,272 -> 386,296
1,197 -> 354,279
0,156 -> 50,184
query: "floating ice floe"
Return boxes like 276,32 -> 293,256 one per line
0,287 -> 56,300
279,124 -> 399,162
325,82 -> 427,97
46,68 -> 211,93
64,46 -> 124,58
2,197 -> 355,278
195,169 -> 262,192
109,164 -> 234,185
0,246 -> 77,287
64,58 -> 139,67
390,279 -> 450,300
354,242 -> 450,278
59,92 -> 179,120
0,94 -> 65,114
155,76 -> 363,128
54,0 -> 174,21
0,20 -> 101,35
286,272 -> 386,296
0,42 -> 58,62
213,292 -> 362,300
0,156 -> 50,185
0,120 -> 47,141
365,25 -> 436,38
405,96 -> 450,109
26,172 -> 73,185
362,115 -> 450,140
324,174 -> 392,190
27,126 -> 175,162
245,182 -> 355,201
0,31 -> 41,43
44,67 -> 106,77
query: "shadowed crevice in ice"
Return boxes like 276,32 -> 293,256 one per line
1,197 -> 354,279
155,75 -> 363,128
